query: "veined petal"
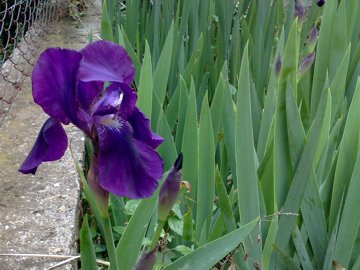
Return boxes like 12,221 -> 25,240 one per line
129,107 -> 164,148
91,83 -> 136,117
95,122 -> 163,199
19,118 -> 68,174
90,83 -> 137,123
78,41 -> 134,84
116,83 -> 137,119
32,48 -> 82,124
91,85 -> 122,117
77,81 -> 103,112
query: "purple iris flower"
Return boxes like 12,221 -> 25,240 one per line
19,40 -> 164,199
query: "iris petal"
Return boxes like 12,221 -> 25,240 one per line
129,107 -> 164,148
78,41 -> 134,84
32,48 -> 82,124
77,81 -> 103,113
116,83 -> 137,119
90,83 -> 137,120
95,122 -> 163,199
92,85 -> 122,116
19,118 -> 68,174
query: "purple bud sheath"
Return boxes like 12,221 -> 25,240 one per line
294,0 -> 307,21
19,40 -> 164,200
298,52 -> 315,77
317,0 -> 325,7
132,246 -> 158,270
309,25 -> 318,45
275,54 -> 282,78
158,153 -> 183,222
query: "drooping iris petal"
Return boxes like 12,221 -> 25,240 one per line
151,133 -> 164,148
129,107 -> 164,148
95,122 -> 163,199
19,118 -> 68,174
78,40 -> 134,84
32,48 -> 82,124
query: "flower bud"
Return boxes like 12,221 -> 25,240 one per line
294,0 -> 307,21
132,246 -> 157,270
298,52 -> 315,78
275,54 -> 282,79
308,25 -> 318,52
158,153 -> 183,222
309,26 -> 318,45
317,0 -> 325,7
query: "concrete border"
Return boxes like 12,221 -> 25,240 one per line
0,1 -> 101,269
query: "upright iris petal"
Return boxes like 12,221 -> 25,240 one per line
114,83 -> 137,119
78,40 -> 135,84
19,118 -> 68,174
91,85 -> 123,117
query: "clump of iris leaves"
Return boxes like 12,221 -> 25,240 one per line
81,0 -> 360,269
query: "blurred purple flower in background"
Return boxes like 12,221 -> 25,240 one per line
275,54 -> 282,78
19,40 -> 164,199
309,25 -> 318,45
298,52 -> 315,77
294,0 -> 308,21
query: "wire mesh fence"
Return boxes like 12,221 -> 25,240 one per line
0,0 -> 64,128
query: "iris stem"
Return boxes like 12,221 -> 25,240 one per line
69,144 -> 118,269
102,214 -> 119,270
148,219 -> 166,252
70,144 -> 105,231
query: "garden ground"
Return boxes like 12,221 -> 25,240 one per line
0,1 -> 100,269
